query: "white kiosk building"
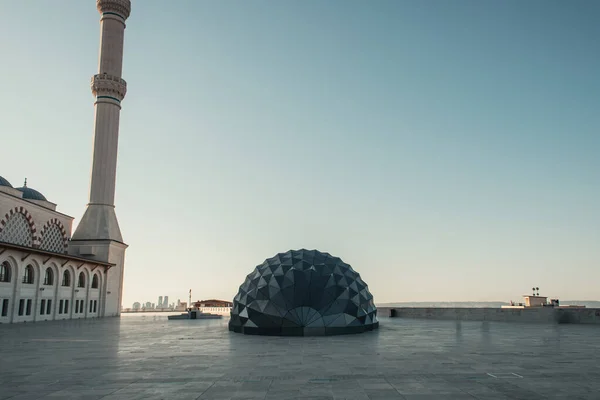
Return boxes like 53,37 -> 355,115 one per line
0,0 -> 131,323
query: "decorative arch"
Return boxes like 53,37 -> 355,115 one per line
39,219 -> 68,253
0,207 -> 38,247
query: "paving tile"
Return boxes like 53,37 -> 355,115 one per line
1,316 -> 600,400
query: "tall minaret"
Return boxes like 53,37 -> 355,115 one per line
70,0 -> 131,317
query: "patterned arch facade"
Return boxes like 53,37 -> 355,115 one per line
0,207 -> 38,247
39,218 -> 68,253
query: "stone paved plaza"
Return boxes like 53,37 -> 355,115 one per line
1,315 -> 600,399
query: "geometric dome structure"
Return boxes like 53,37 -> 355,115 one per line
229,249 -> 379,336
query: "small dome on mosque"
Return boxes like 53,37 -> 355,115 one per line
16,178 -> 47,201
0,175 -> 13,188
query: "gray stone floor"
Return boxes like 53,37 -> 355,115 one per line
1,315 -> 600,400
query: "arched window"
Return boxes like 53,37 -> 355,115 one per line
91,274 -> 99,289
22,265 -> 34,284
62,270 -> 71,287
78,272 -> 85,288
0,261 -> 11,282
44,267 -> 54,285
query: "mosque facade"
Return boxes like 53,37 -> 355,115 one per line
0,0 -> 131,323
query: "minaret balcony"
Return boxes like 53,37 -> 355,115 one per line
97,0 -> 131,20
91,73 -> 127,102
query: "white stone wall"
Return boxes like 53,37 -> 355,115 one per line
69,240 -> 125,317
0,248 -> 106,324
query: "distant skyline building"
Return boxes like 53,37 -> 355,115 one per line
163,296 -> 169,308
132,302 -> 140,310
158,296 -> 163,308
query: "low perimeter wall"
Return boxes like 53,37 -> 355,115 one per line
378,307 -> 600,324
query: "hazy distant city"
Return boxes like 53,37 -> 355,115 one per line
127,295 -> 185,312
124,299 -> 600,312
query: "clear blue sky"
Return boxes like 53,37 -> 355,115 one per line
1,1 -> 598,306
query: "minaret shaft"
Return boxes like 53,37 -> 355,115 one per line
69,0 -> 131,318
72,0 -> 130,243
98,18 -> 125,77
89,102 -> 120,205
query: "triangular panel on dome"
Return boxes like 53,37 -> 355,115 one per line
326,314 -> 347,327
306,315 -> 325,327
262,267 -> 273,278
303,307 -> 321,326
325,274 -> 336,288
268,274 -> 280,287
284,308 -> 302,326
322,314 -> 341,327
322,299 -> 346,316
244,319 -> 258,328
269,291 -> 289,309
280,256 -> 293,267
332,264 -> 344,276
343,313 -> 356,325
272,264 -> 284,276
263,301 -> 286,318
251,269 -> 262,280
281,275 -> 294,289
336,288 -> 350,301
256,286 -> 271,300
257,276 -> 268,288
255,299 -> 269,312
345,301 -> 359,316
281,317 -> 301,328
268,284 -> 280,298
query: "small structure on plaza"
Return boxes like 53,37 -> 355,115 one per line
503,287 -> 585,309
229,249 -> 379,336
194,299 -> 233,308
168,301 -> 224,320
167,309 -> 223,320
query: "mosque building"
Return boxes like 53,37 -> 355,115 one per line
0,0 -> 131,323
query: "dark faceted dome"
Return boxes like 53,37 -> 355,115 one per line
16,186 -> 47,201
229,249 -> 379,336
0,176 -> 12,187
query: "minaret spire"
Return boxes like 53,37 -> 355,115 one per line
72,0 -> 131,242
